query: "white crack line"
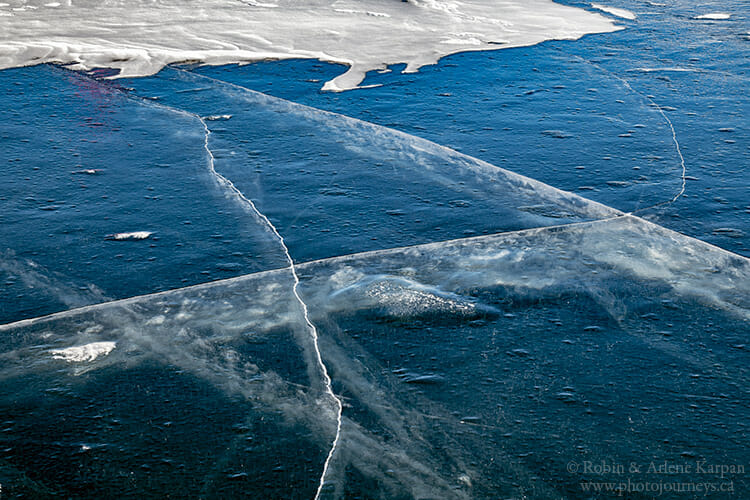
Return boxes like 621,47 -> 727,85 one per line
194,113 -> 344,499
134,91 -> 344,499
564,52 -> 687,211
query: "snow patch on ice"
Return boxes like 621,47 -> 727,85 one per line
107,231 -> 153,241
0,0 -> 620,90
204,114 -> 232,121
695,13 -> 731,20
591,3 -> 636,20
50,341 -> 116,362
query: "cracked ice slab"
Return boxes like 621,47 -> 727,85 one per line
0,0 -> 620,90
0,66 -> 290,324
1,65 -> 622,323
186,108 -> 342,500
0,215 -> 747,497
127,68 -> 621,263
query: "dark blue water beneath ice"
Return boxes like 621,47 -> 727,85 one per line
0,0 -> 748,498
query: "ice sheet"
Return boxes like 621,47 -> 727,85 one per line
1,0 -> 747,495
1,214 -> 747,497
0,66 -> 292,324
128,67 -> 621,263
0,0 -> 620,90
2,65 -> 627,324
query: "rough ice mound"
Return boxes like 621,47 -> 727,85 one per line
0,0 -> 620,90
1,215 -> 747,498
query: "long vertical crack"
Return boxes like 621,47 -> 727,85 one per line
145,92 -> 345,498
192,115 -> 344,499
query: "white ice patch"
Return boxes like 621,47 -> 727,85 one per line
204,114 -> 232,121
107,231 -> 153,240
590,3 -> 636,20
694,13 -> 731,20
631,67 -> 698,73
0,0 -> 619,90
50,341 -> 116,362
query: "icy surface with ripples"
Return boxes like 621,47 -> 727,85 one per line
1,215 -> 748,497
1,0 -> 749,498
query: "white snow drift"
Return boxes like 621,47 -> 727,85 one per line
0,0 -> 619,90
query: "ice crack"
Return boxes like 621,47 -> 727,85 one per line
144,90 -> 344,499
608,74 -> 687,208
564,52 -> 688,211
192,115 -> 343,499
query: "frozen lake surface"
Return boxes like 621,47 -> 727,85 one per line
0,0 -> 748,498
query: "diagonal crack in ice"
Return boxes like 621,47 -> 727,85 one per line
605,71 -> 687,209
563,52 -> 687,212
2,213 -> 747,335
